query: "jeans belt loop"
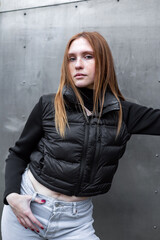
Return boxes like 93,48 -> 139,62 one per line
72,202 -> 77,215
31,192 -> 38,202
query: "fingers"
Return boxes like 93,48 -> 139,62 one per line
23,214 -> 41,232
17,210 -> 44,232
21,203 -> 45,231
34,198 -> 46,204
11,195 -> 45,232
26,194 -> 46,205
17,216 -> 26,228
28,197 -> 46,231
8,193 -> 46,232
28,211 -> 44,230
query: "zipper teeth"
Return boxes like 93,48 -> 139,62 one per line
76,122 -> 89,195
90,124 -> 101,183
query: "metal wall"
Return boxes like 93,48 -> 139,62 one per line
0,0 -> 160,239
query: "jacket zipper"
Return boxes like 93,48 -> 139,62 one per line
75,120 -> 90,195
90,123 -> 101,183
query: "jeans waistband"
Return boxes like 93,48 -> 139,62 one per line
21,169 -> 92,208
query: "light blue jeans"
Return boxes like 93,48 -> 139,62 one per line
1,170 -> 100,240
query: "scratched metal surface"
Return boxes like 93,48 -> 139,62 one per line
0,0 -> 160,239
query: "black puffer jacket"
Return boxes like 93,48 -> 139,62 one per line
30,88 -> 130,197
4,87 -> 160,203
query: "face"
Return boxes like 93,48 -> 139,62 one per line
68,37 -> 95,89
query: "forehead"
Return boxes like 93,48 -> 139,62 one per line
68,37 -> 93,54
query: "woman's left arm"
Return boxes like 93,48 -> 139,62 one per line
122,101 -> 160,135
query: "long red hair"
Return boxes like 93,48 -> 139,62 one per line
54,32 -> 124,137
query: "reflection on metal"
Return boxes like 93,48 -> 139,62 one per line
4,117 -> 25,132
0,0 -> 160,239
0,0 -> 88,13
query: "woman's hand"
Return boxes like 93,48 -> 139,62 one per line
6,193 -> 45,232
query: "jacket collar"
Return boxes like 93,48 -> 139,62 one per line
62,85 -> 120,114
102,89 -> 120,114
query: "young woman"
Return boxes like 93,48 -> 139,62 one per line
1,32 -> 160,240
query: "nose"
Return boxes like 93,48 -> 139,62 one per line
75,57 -> 83,69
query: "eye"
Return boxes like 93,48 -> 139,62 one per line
68,56 -> 76,62
84,55 -> 93,60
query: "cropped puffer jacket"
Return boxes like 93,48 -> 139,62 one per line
30,88 -> 130,197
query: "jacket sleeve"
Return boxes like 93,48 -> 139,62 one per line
122,101 -> 160,135
3,97 -> 44,204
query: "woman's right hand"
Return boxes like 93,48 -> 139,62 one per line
6,193 -> 45,232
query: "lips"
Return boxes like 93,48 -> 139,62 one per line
74,73 -> 87,77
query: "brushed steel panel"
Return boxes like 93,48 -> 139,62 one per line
0,0 -> 160,239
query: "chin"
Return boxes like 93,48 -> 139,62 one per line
74,82 -> 92,89
74,83 -> 86,88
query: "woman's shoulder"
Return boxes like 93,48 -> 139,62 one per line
40,93 -> 56,103
37,93 -> 56,115
120,98 -> 147,113
37,93 -> 56,109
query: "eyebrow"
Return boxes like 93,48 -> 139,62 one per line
68,51 -> 94,56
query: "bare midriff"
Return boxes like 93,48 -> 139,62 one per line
28,169 -> 89,202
